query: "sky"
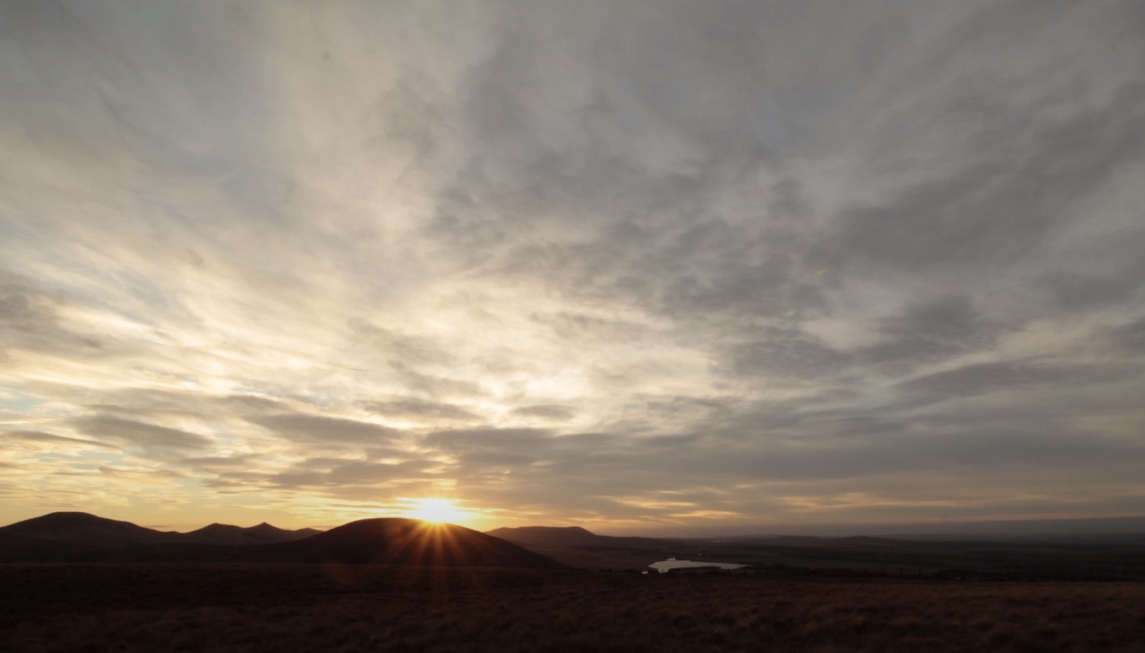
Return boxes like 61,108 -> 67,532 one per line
1,0 -> 1143,535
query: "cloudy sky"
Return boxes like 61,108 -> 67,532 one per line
1,0 -> 1143,534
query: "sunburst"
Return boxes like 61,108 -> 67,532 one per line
403,498 -> 467,524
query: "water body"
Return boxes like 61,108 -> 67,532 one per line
648,559 -> 747,574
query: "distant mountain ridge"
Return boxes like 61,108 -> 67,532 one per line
182,522 -> 322,545
1,512 -> 181,549
485,526 -> 602,545
0,512 -> 565,569
0,512 -> 318,549
253,518 -> 565,567
486,525 -> 671,548
485,525 -> 684,569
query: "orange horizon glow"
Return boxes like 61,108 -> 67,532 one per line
401,498 -> 471,526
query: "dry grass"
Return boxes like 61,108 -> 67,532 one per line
1,564 -> 1143,652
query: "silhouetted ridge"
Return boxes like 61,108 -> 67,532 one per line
0,513 -> 566,567
0,511 -> 178,549
182,521 -> 314,545
266,518 -> 566,567
486,525 -> 602,545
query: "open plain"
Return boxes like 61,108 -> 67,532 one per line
2,564 -> 1143,653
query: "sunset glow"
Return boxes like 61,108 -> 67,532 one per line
403,499 -> 468,525
0,1 -> 1142,537
3,6 -> 1144,652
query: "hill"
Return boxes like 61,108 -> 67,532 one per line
0,512 -> 180,550
0,512 -> 318,562
0,513 -> 566,569
91,519 -> 566,568
260,518 -> 567,567
486,525 -> 683,569
485,526 -> 602,546
181,522 -> 320,545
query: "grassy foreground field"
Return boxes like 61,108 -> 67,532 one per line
2,565 -> 1144,652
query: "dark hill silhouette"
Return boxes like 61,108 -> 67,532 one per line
485,525 -> 681,569
0,512 -> 318,562
257,518 -> 567,567
182,522 -> 320,545
0,512 -> 179,549
0,513 -> 565,568
91,519 -> 566,568
486,525 -> 671,549
261,523 -> 323,539
485,526 -> 602,546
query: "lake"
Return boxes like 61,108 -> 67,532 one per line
648,558 -> 747,573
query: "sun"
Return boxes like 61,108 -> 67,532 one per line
403,498 -> 467,524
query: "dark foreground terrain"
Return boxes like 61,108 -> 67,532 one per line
2,564 -> 1143,653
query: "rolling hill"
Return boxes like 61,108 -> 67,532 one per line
0,512 -> 319,562
0,513 -> 565,569
485,526 -> 604,546
181,522 -> 322,545
486,525 -> 683,569
0,512 -> 180,550
256,518 -> 567,567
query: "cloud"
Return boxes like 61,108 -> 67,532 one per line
175,454 -> 261,470
270,459 -> 432,490
0,271 -> 113,359
425,428 -> 553,455
247,413 -> 400,445
1107,317 -> 1145,355
4,430 -> 120,450
0,0 -> 1143,531
510,404 -> 575,421
859,294 -> 999,370
893,361 -> 1138,410
71,416 -> 212,452
721,330 -> 852,380
362,398 -> 480,423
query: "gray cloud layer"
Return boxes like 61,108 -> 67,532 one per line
0,0 -> 1142,532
